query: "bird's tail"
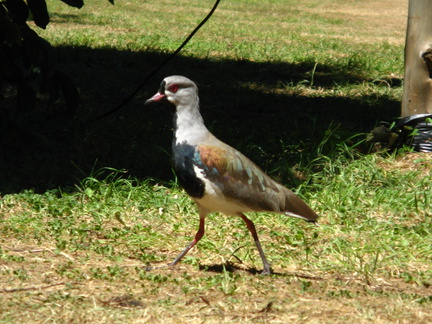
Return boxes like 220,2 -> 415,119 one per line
281,189 -> 319,222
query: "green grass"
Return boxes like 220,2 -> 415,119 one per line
2,0 -> 432,322
1,151 -> 432,322
40,0 -> 405,83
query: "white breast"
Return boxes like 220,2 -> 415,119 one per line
192,165 -> 254,215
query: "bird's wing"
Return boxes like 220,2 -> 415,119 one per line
194,143 -> 318,221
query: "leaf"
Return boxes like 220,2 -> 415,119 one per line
114,212 -> 126,226
84,188 -> 94,198
3,0 -> 29,25
35,34 -> 57,69
59,0 -> 84,9
52,71 -> 79,114
42,72 -> 60,104
17,80 -> 36,112
0,12 -> 22,45
27,0 -> 50,29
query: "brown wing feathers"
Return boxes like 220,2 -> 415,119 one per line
197,144 -> 318,221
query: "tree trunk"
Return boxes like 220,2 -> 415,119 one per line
401,0 -> 432,117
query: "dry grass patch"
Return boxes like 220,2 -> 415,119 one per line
377,152 -> 432,175
1,241 -> 432,323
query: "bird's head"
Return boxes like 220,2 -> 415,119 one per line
146,75 -> 199,109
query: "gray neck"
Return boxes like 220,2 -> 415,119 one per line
173,101 -> 209,146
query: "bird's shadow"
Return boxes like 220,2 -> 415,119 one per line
145,261 -> 323,279
199,262 -> 263,275
200,262 -> 323,280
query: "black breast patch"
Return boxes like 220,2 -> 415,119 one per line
172,142 -> 205,198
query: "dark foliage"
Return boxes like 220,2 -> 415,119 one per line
0,0 -> 115,192
0,44 -> 401,193
0,0 -> 112,122
0,1 -> 401,194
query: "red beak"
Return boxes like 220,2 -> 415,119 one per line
146,92 -> 166,104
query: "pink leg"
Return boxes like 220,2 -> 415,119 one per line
169,216 -> 205,267
239,213 -> 272,275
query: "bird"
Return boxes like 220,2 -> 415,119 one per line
146,75 -> 318,274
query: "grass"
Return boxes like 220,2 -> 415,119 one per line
1,152 -> 431,322
1,0 -> 432,322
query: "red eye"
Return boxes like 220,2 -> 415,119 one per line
168,84 -> 179,93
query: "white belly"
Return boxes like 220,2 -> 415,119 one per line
193,166 -> 253,215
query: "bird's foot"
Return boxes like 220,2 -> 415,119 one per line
145,262 -> 179,271
144,264 -> 169,271
260,266 -> 273,275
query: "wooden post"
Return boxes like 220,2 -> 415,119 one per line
402,0 -> 432,117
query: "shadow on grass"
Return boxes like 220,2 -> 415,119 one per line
200,262 -> 263,275
200,262 -> 325,280
0,45 -> 401,193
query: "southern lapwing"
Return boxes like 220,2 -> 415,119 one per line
146,75 -> 318,274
